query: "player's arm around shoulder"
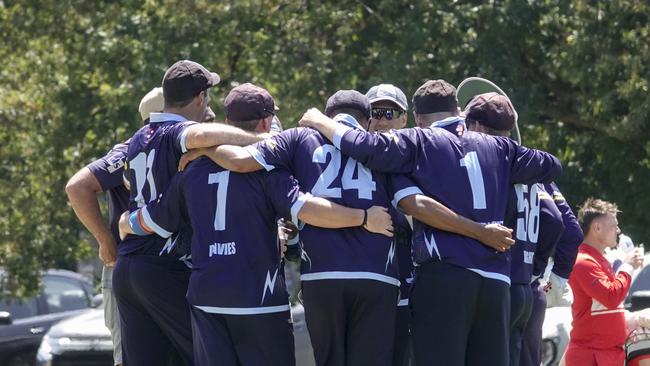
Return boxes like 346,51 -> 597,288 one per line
182,122 -> 264,151
178,145 -> 263,173
508,138 -> 563,184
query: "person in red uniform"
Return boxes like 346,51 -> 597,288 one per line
566,198 -> 644,366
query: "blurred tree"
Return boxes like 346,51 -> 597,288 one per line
0,0 -> 648,296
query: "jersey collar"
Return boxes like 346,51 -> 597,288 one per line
149,112 -> 188,124
430,116 -> 466,129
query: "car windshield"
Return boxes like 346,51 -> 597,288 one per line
630,265 -> 650,296
43,276 -> 89,313
0,297 -> 39,320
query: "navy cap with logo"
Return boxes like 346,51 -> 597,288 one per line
366,84 -> 408,111
162,60 -> 220,103
324,90 -> 371,119
224,83 -> 275,122
412,79 -> 458,114
464,92 -> 516,131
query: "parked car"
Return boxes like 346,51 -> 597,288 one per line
0,269 -> 95,366
541,305 -> 572,366
34,301 -> 316,366
36,306 -> 113,366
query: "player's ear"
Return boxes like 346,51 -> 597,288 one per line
257,116 -> 272,132
593,219 -> 602,234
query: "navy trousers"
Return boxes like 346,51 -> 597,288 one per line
510,283 -> 534,366
302,279 -> 398,366
410,261 -> 510,366
520,282 -> 547,366
113,254 -> 193,366
393,304 -> 413,366
190,306 -> 295,366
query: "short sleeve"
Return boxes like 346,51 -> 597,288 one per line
246,128 -> 302,172
173,121 -> 199,154
86,142 -> 129,192
263,169 -> 312,226
388,174 -> 423,209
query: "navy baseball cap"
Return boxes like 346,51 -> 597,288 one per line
412,79 -> 458,114
464,92 -> 517,131
325,90 -> 371,119
366,84 -> 408,111
224,83 -> 275,122
162,60 -> 220,103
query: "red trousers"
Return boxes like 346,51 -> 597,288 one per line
565,343 -> 624,366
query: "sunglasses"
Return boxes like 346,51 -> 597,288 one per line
371,108 -> 405,120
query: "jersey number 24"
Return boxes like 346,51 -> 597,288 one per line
311,144 -> 376,200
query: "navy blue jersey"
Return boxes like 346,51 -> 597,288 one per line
506,183 -> 565,284
247,115 -> 399,286
120,113 -> 196,256
137,157 -> 302,314
532,183 -> 584,279
86,141 -> 130,243
332,124 -> 562,284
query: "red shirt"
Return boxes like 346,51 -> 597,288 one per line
568,243 -> 632,349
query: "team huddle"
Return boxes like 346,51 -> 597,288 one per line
68,59 -> 587,366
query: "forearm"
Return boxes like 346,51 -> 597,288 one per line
210,145 -> 263,172
592,273 -> 632,309
297,197 -> 364,228
118,211 -> 135,238
185,123 -> 264,150
399,195 -> 483,240
308,117 -> 338,143
66,171 -> 113,244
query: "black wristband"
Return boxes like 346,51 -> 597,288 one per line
361,209 -> 368,227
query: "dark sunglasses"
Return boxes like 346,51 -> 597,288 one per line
371,108 -> 405,120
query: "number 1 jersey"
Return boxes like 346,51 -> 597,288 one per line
332,124 -> 562,284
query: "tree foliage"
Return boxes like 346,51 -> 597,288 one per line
1,0 -> 648,296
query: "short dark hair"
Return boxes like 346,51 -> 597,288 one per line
164,90 -> 203,109
466,119 -> 509,137
225,118 -> 262,132
578,198 -> 620,235
329,108 -> 368,126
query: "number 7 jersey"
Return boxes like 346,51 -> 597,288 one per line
246,117 -> 399,286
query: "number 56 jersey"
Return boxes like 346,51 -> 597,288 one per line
246,117 -> 399,287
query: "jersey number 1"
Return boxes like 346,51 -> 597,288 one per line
460,151 -> 486,209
